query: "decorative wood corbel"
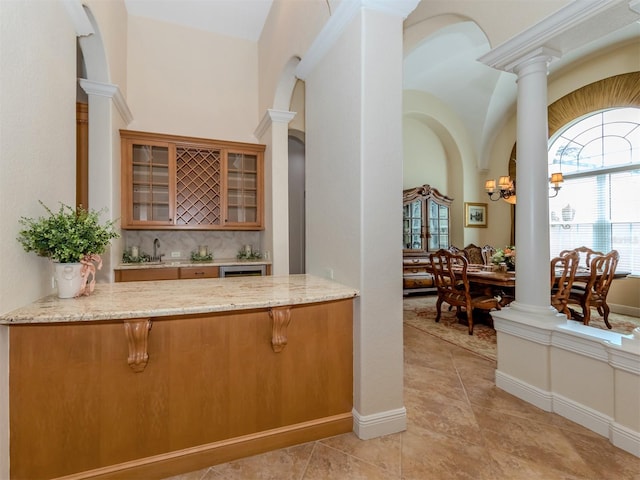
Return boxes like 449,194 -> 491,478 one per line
123,318 -> 152,372
269,307 -> 291,353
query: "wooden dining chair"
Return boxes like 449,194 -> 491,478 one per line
463,243 -> 484,265
481,245 -> 496,266
429,249 -> 501,335
550,250 -> 579,318
559,246 -> 604,271
567,250 -> 619,328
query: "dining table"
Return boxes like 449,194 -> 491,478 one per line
461,265 -> 516,308
427,263 -> 629,327
464,266 -> 516,287
460,265 -> 629,306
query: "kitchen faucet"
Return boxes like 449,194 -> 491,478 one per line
153,238 -> 161,262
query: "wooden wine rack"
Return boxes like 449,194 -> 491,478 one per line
176,146 -> 222,226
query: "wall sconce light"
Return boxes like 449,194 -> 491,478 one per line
485,172 -> 563,203
549,172 -> 564,198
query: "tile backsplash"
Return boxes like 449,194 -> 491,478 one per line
121,230 -> 263,261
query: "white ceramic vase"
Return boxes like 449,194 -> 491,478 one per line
53,262 -> 83,299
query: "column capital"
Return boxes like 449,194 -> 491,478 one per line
78,79 -> 133,124
254,109 -> 296,140
512,47 -> 560,78
478,0 -> 638,73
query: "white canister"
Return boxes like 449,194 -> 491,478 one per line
131,246 -> 139,259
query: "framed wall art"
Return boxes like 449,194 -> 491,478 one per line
464,202 -> 487,228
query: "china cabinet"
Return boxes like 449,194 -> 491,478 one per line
121,130 -> 264,230
402,185 -> 453,294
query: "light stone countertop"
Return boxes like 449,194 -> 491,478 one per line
0,274 -> 359,324
114,257 -> 271,270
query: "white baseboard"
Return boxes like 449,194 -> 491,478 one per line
553,392 -> 611,437
495,370 -> 553,411
611,422 -> 640,457
610,302 -> 640,318
495,370 -> 640,458
352,406 -> 407,440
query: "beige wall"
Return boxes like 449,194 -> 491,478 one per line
84,0 -> 128,90
257,0 -> 329,114
403,116 -> 447,191
402,89 -> 487,249
0,1 -> 77,313
126,15 -> 259,142
0,1 -> 78,476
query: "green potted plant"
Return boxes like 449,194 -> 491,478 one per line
17,201 -> 119,298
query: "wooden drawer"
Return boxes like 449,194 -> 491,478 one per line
403,265 -> 430,275
115,268 -> 180,282
403,275 -> 434,289
179,266 -> 219,279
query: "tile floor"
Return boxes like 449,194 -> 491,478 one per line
166,321 -> 640,480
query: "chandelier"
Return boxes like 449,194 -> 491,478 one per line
485,173 -> 563,203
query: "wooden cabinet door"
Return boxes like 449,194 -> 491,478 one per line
179,266 -> 219,279
115,268 -> 180,282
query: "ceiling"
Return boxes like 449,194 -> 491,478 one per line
124,0 -> 274,41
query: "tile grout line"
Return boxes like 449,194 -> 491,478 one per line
298,440 -> 318,480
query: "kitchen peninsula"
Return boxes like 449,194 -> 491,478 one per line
1,274 -> 358,480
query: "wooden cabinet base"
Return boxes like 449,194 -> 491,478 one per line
56,414 -> 352,480
9,300 -> 353,479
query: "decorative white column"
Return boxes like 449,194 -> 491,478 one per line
508,50 -> 559,318
255,109 -> 296,276
79,79 -> 132,283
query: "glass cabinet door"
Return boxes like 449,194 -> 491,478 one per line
226,152 -> 259,225
403,185 -> 452,255
426,199 -> 450,250
403,200 -> 424,251
131,144 -> 171,223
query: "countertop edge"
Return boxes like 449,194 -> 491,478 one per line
0,275 -> 360,324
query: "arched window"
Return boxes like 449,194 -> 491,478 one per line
548,107 -> 640,274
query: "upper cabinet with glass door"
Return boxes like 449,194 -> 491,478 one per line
121,130 -> 265,230
403,185 -> 453,255
123,137 -> 175,227
225,151 -> 262,228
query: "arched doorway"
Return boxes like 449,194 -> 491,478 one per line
288,131 -> 305,273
